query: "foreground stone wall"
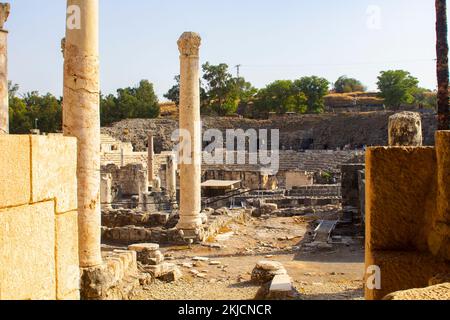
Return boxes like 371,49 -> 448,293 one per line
365,131 -> 450,300
0,135 -> 80,300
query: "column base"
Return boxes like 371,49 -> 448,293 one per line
80,250 -> 142,300
176,227 -> 205,244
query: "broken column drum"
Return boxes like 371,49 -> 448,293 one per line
388,112 -> 423,147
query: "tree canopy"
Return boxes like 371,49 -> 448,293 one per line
9,83 -> 62,134
294,76 -> 330,113
334,76 -> 366,93
377,70 -> 419,109
254,80 -> 307,116
8,80 -> 161,134
101,80 -> 159,126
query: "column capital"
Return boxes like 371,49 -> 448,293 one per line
0,3 -> 9,31
177,32 -> 201,57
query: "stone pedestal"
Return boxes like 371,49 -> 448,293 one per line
63,0 -> 102,268
388,112 -> 423,147
0,3 -> 10,134
176,32 -> 203,233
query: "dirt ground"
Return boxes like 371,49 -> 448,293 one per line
131,216 -> 365,300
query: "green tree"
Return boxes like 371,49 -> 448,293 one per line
9,95 -> 31,133
101,80 -> 160,126
255,80 -> 307,116
294,76 -> 330,113
22,92 -> 62,133
202,62 -> 257,116
164,75 -> 180,106
377,70 -> 419,109
202,62 -> 237,115
412,88 -> 437,110
164,75 -> 207,109
334,76 -> 366,93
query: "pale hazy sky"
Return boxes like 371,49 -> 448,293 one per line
7,0 -> 446,99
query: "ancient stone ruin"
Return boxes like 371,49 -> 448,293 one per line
0,1 -> 449,302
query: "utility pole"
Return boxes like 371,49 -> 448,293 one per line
235,64 -> 241,79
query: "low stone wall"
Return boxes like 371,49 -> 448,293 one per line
102,209 -> 170,228
101,209 -> 250,245
266,197 -> 341,208
287,185 -> 341,197
365,131 -> 450,300
0,135 -> 80,300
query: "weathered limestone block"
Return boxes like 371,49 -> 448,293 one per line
384,283 -> 450,300
56,211 -> 80,300
0,135 -> 31,208
366,147 -> 437,252
159,267 -> 183,282
365,251 -> 450,301
31,135 -> 78,213
0,202 -> 56,300
142,262 -> 178,279
429,131 -> 450,260
137,250 -> 164,266
113,249 -> 138,272
388,112 -> 423,147
266,275 -> 299,300
251,261 -> 287,284
128,243 -> 160,252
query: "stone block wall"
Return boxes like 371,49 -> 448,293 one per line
0,135 -> 80,300
365,131 -> 450,300
102,163 -> 147,196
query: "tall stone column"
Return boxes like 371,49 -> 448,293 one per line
0,3 -> 10,134
166,154 -> 177,201
148,133 -> 155,183
63,0 -> 102,268
176,32 -> 203,232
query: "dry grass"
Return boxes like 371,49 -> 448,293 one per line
325,92 -> 384,107
159,102 -> 178,119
